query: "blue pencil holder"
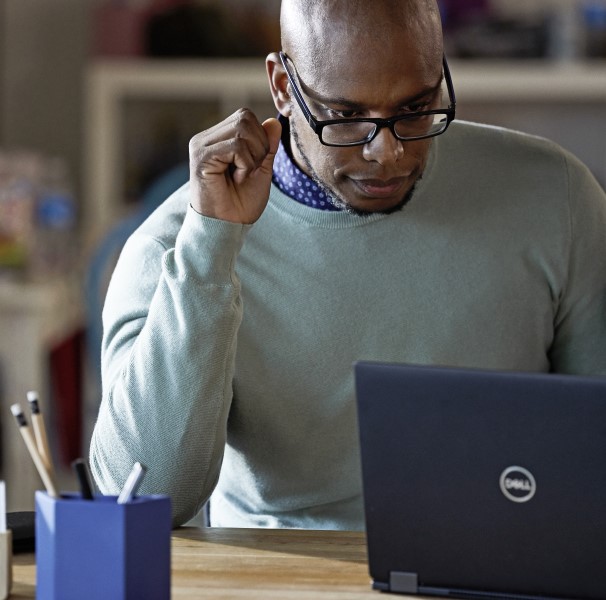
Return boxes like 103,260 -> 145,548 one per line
35,491 -> 171,600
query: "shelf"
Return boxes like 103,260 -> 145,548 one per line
87,58 -> 606,102
449,59 -> 606,101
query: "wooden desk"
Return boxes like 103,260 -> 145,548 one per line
11,527 -> 410,599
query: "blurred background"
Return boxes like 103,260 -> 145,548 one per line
0,0 -> 605,511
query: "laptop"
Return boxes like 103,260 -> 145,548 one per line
354,361 -> 606,600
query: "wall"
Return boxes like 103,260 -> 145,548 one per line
0,0 -> 93,203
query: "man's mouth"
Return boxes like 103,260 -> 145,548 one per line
350,177 -> 408,199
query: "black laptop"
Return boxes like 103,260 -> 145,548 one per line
354,361 -> 606,600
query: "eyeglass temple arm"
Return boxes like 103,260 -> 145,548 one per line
279,51 -> 320,131
442,54 -> 456,110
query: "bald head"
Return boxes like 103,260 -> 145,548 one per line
266,0 -> 447,215
281,0 -> 443,77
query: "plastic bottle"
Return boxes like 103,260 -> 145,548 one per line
31,158 -> 77,281
549,2 -> 584,61
583,1 -> 606,57
0,153 -> 38,279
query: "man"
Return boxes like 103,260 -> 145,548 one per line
90,0 -> 606,528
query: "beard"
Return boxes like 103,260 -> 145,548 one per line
289,117 -> 419,217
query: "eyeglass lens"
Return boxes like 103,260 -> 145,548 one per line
322,112 -> 450,145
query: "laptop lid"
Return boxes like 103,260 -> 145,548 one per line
354,361 -> 606,600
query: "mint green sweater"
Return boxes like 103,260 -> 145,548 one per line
90,121 -> 606,528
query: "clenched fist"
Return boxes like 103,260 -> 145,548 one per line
189,108 -> 282,224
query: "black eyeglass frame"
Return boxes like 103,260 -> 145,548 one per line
279,51 -> 457,147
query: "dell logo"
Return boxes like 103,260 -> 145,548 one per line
499,466 -> 536,503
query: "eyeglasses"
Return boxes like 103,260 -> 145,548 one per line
279,51 -> 457,147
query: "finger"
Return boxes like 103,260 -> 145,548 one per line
193,138 -> 260,179
190,109 -> 268,161
230,118 -> 280,184
262,118 -> 282,154
258,117 -> 282,174
199,108 -> 260,142
231,110 -> 275,166
220,118 -> 279,184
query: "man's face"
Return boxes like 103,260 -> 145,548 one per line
284,32 -> 443,215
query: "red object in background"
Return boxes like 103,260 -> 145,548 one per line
49,328 -> 84,466
93,3 -> 148,57
92,0 -> 193,58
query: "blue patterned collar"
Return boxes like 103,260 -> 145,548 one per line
272,118 -> 340,211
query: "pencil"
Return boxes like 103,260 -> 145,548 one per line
10,404 -> 59,498
117,462 -> 147,504
71,458 -> 94,500
26,390 -> 54,476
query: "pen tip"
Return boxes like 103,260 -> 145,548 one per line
10,403 -> 23,417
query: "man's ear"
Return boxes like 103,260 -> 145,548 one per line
266,52 -> 292,118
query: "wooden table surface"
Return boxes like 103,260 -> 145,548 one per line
11,527 -> 416,599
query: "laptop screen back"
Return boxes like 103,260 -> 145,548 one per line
354,362 -> 606,600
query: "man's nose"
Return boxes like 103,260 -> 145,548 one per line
362,125 -> 404,165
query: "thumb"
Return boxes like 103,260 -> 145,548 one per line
260,117 -> 282,171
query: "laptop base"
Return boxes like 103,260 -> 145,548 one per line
374,576 -> 578,600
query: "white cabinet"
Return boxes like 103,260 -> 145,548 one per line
0,277 -> 81,510
84,59 -> 606,237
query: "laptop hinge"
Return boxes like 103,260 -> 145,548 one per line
390,571 -> 419,594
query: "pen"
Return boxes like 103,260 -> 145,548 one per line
71,458 -> 94,500
26,391 -> 54,475
117,462 -> 147,504
10,404 -> 59,498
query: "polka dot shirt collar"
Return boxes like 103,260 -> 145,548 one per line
272,121 -> 340,212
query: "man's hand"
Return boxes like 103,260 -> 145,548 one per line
189,109 -> 282,224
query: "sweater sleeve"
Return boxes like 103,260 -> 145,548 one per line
89,204 -> 251,526
549,152 -> 606,375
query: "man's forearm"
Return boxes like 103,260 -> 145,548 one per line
90,207 -> 249,525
